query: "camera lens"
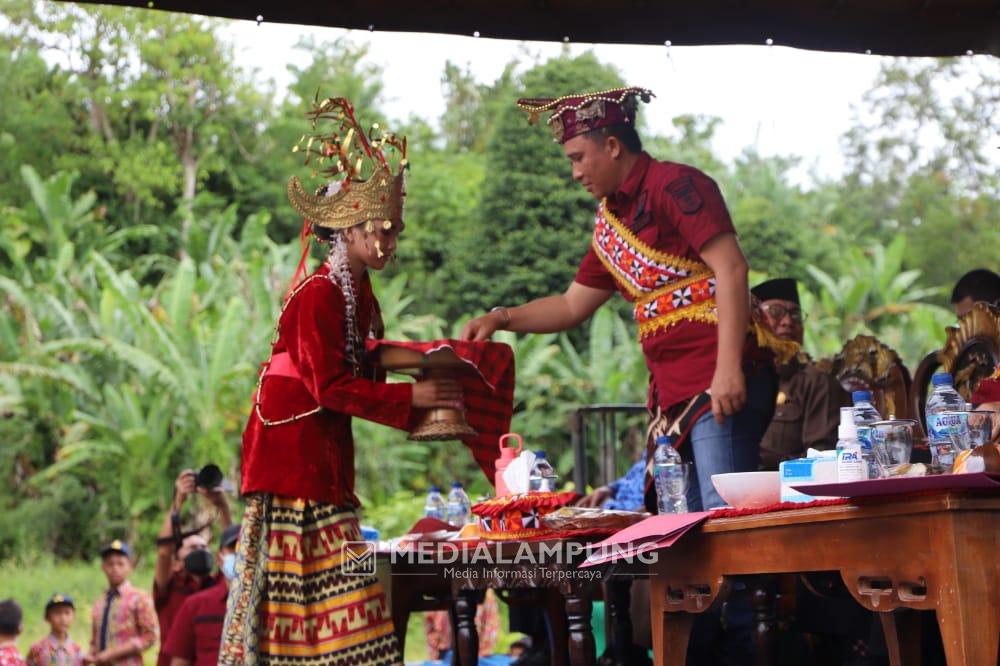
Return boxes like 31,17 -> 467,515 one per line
196,464 -> 223,489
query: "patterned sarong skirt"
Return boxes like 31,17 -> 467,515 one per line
219,494 -> 401,666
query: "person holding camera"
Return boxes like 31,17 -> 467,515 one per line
153,468 -> 231,666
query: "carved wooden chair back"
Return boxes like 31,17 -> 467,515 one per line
911,302 -> 1000,433
832,335 -> 912,420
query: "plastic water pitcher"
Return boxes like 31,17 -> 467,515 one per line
495,432 -> 523,496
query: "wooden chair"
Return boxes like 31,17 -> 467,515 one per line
911,302 -> 1000,433
831,334 -> 913,420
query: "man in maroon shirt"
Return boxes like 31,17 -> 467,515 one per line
153,470 -> 230,666
462,87 -> 776,512
162,525 -> 238,666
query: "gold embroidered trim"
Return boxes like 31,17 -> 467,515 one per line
599,201 -> 709,272
636,300 -> 719,339
255,275 -> 328,427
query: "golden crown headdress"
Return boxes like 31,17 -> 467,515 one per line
287,96 -> 407,230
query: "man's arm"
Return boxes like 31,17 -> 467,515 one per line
460,282 -> 613,341
202,487 -> 232,529
155,470 -> 196,593
700,233 -> 750,423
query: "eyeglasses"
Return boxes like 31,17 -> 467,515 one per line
761,303 -> 806,323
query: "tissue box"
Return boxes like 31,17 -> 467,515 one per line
779,456 -> 839,503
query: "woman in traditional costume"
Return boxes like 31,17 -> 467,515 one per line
220,98 -> 460,666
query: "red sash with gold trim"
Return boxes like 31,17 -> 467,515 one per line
591,201 -> 717,339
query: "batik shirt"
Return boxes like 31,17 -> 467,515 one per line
89,581 -> 158,666
0,643 -> 26,666
26,635 -> 83,666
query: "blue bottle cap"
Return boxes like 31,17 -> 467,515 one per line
931,372 -> 953,386
655,435 -> 673,446
851,390 -> 872,403
429,485 -> 441,493
534,451 -> 546,459
451,481 -> 463,488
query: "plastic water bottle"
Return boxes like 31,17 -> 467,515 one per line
925,372 -> 966,467
653,435 -> 688,514
445,481 -> 471,526
852,390 -> 882,478
423,486 -> 446,520
529,452 -> 558,492
836,407 -> 866,482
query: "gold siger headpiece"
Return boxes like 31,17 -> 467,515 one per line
287,96 -> 407,230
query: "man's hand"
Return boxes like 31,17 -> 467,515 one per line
575,486 -> 613,508
460,311 -> 504,342
174,469 -> 196,509
412,378 -> 464,409
709,364 -> 746,424
199,484 -> 229,508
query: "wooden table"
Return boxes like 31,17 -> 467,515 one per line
648,492 -> 1000,666
378,537 -> 610,666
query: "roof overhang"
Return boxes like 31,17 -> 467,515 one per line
59,0 -> 1000,56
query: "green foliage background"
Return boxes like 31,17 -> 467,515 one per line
0,1 -> 996,571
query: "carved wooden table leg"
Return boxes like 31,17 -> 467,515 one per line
750,575 -> 777,666
651,603 -> 694,666
933,519 -> 1000,666
607,578 -> 634,666
544,588 -> 569,666
563,584 -> 597,666
879,610 -> 923,666
390,576 -> 412,656
454,589 -> 480,666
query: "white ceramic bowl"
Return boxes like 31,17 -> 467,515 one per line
711,471 -> 780,509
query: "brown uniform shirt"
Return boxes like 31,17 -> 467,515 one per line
759,360 -> 846,470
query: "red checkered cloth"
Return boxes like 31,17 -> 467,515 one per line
366,339 -> 515,484
708,497 -> 849,519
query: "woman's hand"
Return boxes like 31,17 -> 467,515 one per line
412,378 -> 464,409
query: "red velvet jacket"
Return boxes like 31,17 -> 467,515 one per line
241,264 -> 413,506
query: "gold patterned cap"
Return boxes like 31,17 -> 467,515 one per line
287,96 -> 407,230
100,539 -> 131,558
517,86 -> 654,143
45,594 -> 75,614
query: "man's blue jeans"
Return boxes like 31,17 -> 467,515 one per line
686,367 -> 777,511
682,367 -> 776,664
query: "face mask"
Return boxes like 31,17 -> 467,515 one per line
222,553 -> 237,581
183,548 -> 214,577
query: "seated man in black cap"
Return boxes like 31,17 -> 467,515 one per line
752,278 -> 846,469
162,525 -> 239,666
